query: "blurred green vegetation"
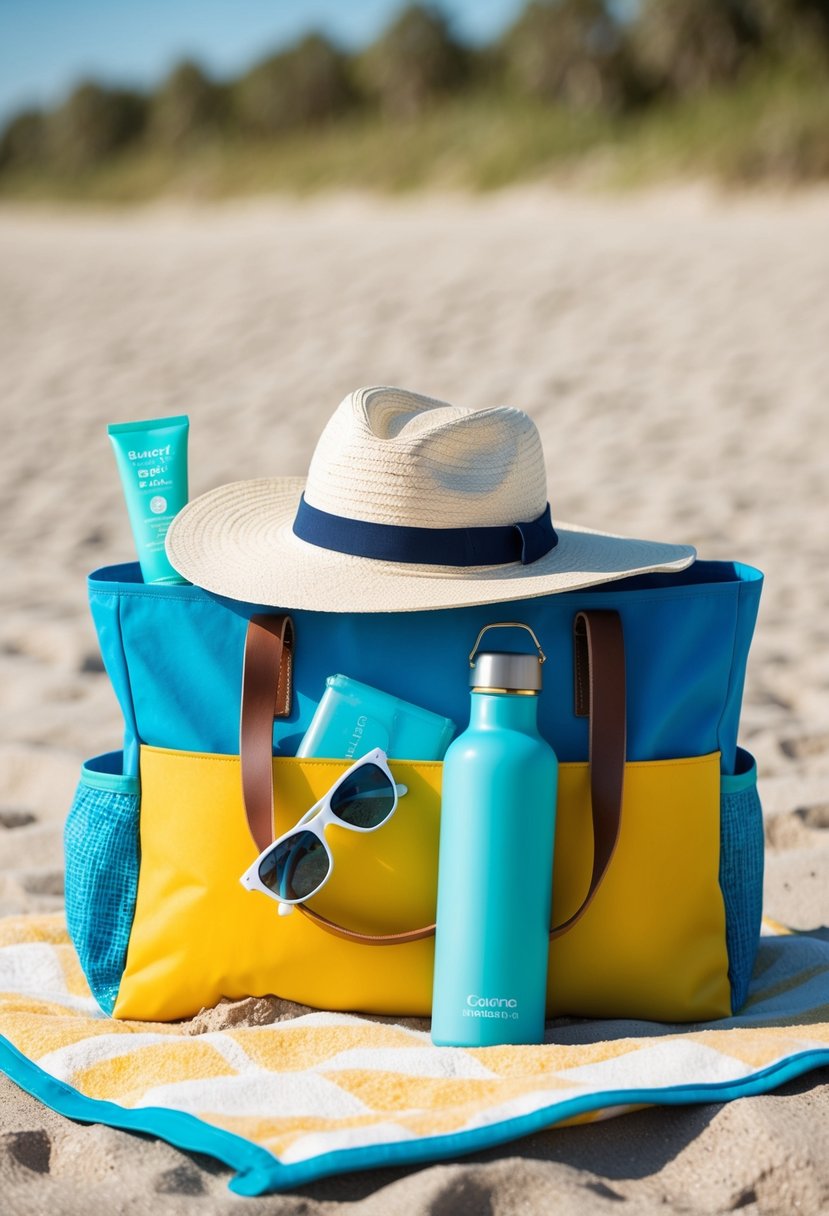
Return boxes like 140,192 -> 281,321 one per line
1,0 -> 828,200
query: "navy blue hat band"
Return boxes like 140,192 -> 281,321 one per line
292,495 -> 558,567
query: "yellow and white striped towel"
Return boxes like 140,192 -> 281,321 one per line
1,914 -> 828,1195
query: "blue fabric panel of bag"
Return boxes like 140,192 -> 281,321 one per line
88,561 -> 762,779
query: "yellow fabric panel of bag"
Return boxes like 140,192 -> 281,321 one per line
115,750 -> 442,1022
548,753 -> 730,1020
114,747 -> 729,1023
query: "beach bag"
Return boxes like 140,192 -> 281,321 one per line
65,556 -> 764,1024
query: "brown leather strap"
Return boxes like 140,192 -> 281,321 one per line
296,902 -> 438,946
549,609 -> 626,938
239,609 -> 625,948
240,615 -> 294,853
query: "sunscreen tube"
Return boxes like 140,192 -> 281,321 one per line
108,415 -> 190,584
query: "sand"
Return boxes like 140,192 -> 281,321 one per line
0,186 -> 827,1213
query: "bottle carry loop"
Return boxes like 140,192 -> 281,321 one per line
468,621 -> 547,667
239,610 -> 625,946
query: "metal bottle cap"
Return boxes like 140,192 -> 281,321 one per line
468,622 -> 546,694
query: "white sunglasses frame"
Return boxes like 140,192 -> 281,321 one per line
239,747 -> 406,911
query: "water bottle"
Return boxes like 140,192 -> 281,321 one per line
431,622 -> 558,1047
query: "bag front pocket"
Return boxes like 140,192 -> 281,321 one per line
114,746 -> 731,1024
64,752 -> 141,1014
115,748 -> 442,1021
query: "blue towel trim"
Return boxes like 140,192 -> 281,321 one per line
1,1032 -> 827,1196
0,1035 -> 274,1190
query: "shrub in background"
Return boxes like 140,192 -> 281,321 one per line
726,102 -> 829,182
235,34 -> 354,134
500,0 -> 638,112
631,0 -> 759,96
149,60 -> 226,148
357,4 -> 468,118
1,0 -> 828,189
0,109 -> 47,170
744,0 -> 829,60
47,81 -> 147,169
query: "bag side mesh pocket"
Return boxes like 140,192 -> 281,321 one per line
719,749 -> 764,1013
64,752 -> 140,1015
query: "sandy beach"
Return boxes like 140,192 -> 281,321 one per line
0,186 -> 828,1213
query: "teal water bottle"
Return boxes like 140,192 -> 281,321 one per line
431,623 -> 558,1047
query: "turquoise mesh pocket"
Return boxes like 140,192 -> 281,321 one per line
719,748 -> 764,1013
64,752 -> 140,1015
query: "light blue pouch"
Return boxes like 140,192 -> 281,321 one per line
296,674 -> 456,760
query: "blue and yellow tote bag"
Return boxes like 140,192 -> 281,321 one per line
65,559 -> 764,1024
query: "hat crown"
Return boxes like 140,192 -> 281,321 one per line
304,386 -> 548,529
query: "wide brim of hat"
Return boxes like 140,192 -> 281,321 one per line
166,477 -> 696,613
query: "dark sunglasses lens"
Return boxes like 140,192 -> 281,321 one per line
330,762 -> 395,829
258,830 -> 328,902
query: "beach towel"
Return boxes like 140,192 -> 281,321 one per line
1,913 -> 827,1196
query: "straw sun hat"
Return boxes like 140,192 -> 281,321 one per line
165,386 -> 695,612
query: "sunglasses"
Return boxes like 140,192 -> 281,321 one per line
239,748 -> 406,912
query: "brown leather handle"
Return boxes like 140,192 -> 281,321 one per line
548,609 -> 625,939
240,614 -> 294,853
295,903 -> 438,945
239,609 -> 625,948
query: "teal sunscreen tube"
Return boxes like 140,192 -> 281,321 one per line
108,415 -> 190,584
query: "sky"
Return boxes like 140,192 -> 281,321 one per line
0,0 -> 525,124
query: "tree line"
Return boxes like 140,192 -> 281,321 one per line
2,0 -> 828,175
